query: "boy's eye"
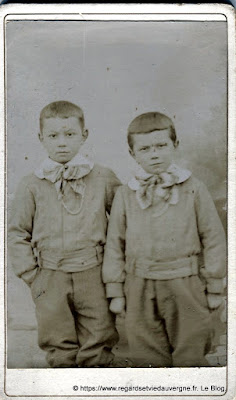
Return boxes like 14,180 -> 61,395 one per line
140,147 -> 149,151
157,143 -> 167,148
66,132 -> 74,137
49,134 -> 57,138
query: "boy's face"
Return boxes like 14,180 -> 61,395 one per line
130,129 -> 177,175
40,117 -> 88,164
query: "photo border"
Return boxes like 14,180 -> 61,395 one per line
0,4 -> 235,399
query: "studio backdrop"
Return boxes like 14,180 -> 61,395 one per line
6,20 -> 227,366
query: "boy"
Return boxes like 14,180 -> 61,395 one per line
8,100 -> 120,368
103,112 -> 226,367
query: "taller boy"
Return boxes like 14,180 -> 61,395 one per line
103,112 -> 226,367
8,101 -> 119,367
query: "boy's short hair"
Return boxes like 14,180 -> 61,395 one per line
127,112 -> 177,149
40,101 -> 85,132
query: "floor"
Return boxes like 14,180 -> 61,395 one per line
7,305 -> 226,369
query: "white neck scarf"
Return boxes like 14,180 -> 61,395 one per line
35,154 -> 94,214
128,164 -> 191,211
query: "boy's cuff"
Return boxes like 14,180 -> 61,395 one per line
207,277 -> 226,294
106,283 -> 124,298
21,268 -> 38,286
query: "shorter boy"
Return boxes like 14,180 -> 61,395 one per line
8,101 -> 120,368
103,112 -> 226,367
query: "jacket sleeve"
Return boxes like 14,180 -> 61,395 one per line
105,169 -> 121,213
8,177 -> 38,285
195,180 -> 226,294
102,187 -> 126,298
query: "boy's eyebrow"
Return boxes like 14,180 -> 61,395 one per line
138,141 -> 167,148
140,145 -> 150,148
64,129 -> 77,133
153,141 -> 168,145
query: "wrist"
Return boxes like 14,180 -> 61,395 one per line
206,277 -> 226,294
106,283 -> 124,298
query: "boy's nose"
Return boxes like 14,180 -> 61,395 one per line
58,136 -> 67,146
150,147 -> 159,158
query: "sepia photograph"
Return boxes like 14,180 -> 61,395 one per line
1,3 -> 235,399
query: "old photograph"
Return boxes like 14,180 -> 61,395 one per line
1,3 -> 235,399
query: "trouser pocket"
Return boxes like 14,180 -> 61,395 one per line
30,268 -> 45,301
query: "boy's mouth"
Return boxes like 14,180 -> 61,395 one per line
151,162 -> 163,166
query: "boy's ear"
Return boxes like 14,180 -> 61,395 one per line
174,139 -> 179,148
129,147 -> 135,158
38,132 -> 43,142
82,129 -> 89,141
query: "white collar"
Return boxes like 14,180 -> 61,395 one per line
128,163 -> 192,191
35,153 -> 94,179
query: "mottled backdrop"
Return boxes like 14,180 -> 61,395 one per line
6,21 -> 227,334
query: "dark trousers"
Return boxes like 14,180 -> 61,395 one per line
124,274 -> 213,367
31,266 -> 118,367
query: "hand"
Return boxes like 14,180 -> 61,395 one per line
109,297 -> 125,314
207,293 -> 224,310
21,268 -> 39,287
